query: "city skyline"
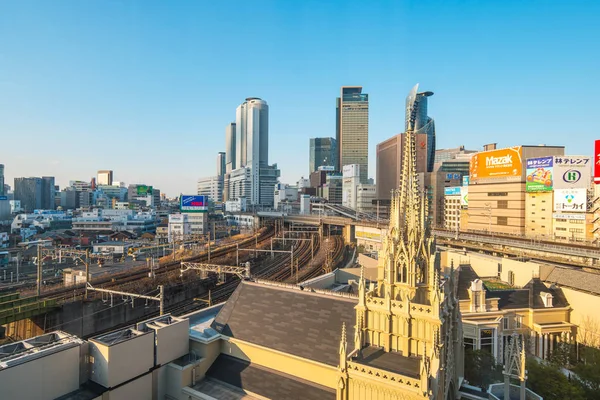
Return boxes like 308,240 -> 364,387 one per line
1,1 -> 598,196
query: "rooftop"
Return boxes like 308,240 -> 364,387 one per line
0,331 -> 84,369
201,354 -> 335,400
540,265 -> 600,296
90,327 -> 148,346
352,346 -> 421,379
211,280 -> 357,367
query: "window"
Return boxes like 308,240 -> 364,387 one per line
497,216 -> 508,225
488,192 -> 508,197
498,200 -> 508,209
515,316 -> 523,329
503,317 -> 510,330
556,227 -> 567,231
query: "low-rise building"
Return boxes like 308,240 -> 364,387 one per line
168,213 -> 190,242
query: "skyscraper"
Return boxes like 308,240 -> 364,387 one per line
41,176 -> 56,210
0,164 -> 4,196
225,123 -> 236,173
216,152 -> 226,177
336,86 -> 369,183
97,170 -> 113,186
231,97 -> 279,206
405,84 -> 435,172
309,137 -> 337,173
14,177 -> 43,212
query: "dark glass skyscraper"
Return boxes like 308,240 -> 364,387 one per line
405,84 -> 435,172
0,164 -> 4,196
309,137 -> 337,173
14,177 -> 43,212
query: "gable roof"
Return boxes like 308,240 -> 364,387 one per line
540,265 -> 600,296
211,280 -> 357,367
206,354 -> 336,400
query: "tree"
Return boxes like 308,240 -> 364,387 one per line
526,359 -> 585,400
464,349 -> 502,389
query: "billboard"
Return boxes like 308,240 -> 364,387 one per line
596,140 -> 600,184
554,188 -> 587,212
444,187 -> 461,196
342,164 -> 360,178
0,196 -> 7,201
469,146 -> 523,183
460,187 -> 468,207
553,156 -> 591,190
180,195 -> 208,212
462,176 -> 470,186
553,213 -> 585,221
137,185 -> 153,196
525,157 -> 553,192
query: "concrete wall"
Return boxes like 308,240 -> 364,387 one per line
154,320 -> 190,366
0,345 -> 80,400
560,287 -> 600,346
89,331 -> 154,388
15,279 -> 210,341
108,371 -> 152,400
222,338 -> 338,389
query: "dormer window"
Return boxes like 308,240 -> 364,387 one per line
540,292 -> 553,308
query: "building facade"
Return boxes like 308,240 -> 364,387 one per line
406,84 -> 436,172
216,152 -> 226,177
0,164 -> 4,196
197,176 -> 224,203
337,87 -> 369,183
225,122 -> 236,174
14,177 -> 42,212
309,137 -> 337,173
41,176 -> 56,210
97,170 -> 113,186
376,133 -> 429,200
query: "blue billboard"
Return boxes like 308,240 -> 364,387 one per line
180,195 -> 208,212
444,187 -> 461,196
0,196 -> 7,201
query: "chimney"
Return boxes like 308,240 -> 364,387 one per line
483,143 -> 497,151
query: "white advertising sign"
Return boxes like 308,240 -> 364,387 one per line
553,156 -> 591,189
552,213 -> 585,221
553,188 -> 587,212
460,187 -> 468,207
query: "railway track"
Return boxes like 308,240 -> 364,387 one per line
169,234 -> 347,317
26,227 -> 275,303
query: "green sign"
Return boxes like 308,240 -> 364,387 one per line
137,185 -> 153,196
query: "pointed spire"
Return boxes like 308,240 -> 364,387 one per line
339,322 -> 348,370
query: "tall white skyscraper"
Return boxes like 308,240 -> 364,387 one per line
232,98 -> 278,206
225,123 -> 236,174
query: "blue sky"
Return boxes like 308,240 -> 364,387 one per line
1,0 -> 598,196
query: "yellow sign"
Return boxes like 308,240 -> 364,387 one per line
470,146 -> 523,182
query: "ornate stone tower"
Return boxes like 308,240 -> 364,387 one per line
337,119 -> 464,399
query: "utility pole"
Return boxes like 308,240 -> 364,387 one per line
290,245 -> 294,278
236,243 -> 239,266
207,235 -> 211,262
36,244 -> 42,296
159,285 -> 164,316
85,249 -> 90,300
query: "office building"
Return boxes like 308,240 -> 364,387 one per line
405,84 -> 435,172
97,170 -> 113,186
0,164 -> 4,196
197,175 -> 224,203
309,137 -> 337,173
14,177 -> 42,212
225,123 -> 236,173
342,164 -> 360,209
225,97 -> 280,207
468,144 -> 565,234
41,176 -> 56,210
216,152 -> 226,177
375,133 -> 429,200
336,86 -> 369,183
356,183 -> 377,213
322,173 -> 343,204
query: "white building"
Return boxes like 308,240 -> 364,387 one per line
356,184 -> 377,213
185,212 -> 208,236
342,164 -> 361,209
225,197 -> 247,213
226,97 -> 280,207
168,213 -> 191,242
300,194 -> 311,215
197,175 -> 223,203
444,187 -> 462,231
273,183 -> 298,211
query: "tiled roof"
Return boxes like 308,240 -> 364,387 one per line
540,265 -> 600,296
211,280 -> 357,366
206,354 -> 336,400
457,266 -> 569,310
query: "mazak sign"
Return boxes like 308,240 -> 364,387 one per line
469,146 -> 522,183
